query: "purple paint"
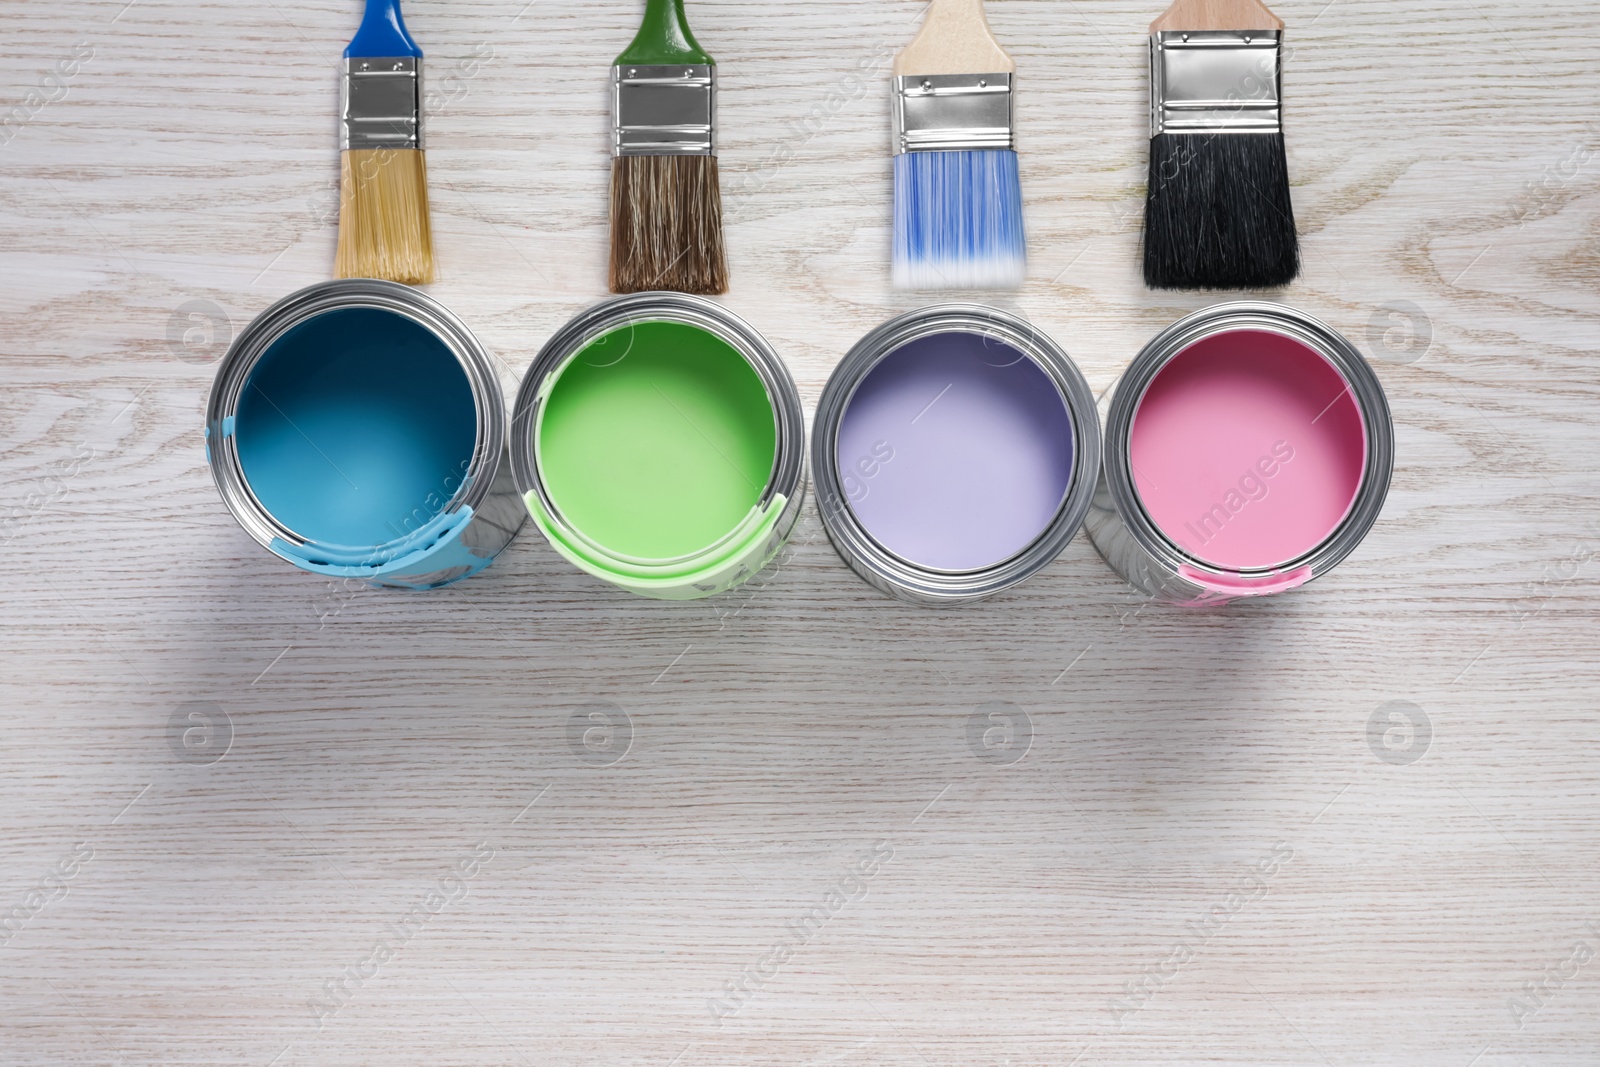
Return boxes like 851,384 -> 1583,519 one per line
836,331 -> 1076,572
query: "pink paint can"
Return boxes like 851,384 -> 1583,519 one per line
1088,303 -> 1394,604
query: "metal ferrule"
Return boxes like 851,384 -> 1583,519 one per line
611,64 -> 715,156
892,73 -> 1014,154
341,56 -> 423,151
1149,31 -> 1281,138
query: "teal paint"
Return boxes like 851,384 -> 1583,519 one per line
233,307 -> 477,552
270,504 -> 484,587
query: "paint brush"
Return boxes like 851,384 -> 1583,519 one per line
334,0 -> 435,285
1143,0 -> 1298,290
890,0 -> 1025,290
608,0 -> 727,295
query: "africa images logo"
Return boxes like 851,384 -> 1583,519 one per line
1173,441 -> 1296,555
1,843 -> 95,946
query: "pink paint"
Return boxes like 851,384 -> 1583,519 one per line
1129,329 -> 1367,571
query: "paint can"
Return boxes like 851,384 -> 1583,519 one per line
1088,302 -> 1394,604
812,305 -> 1101,604
206,280 -> 526,589
511,293 -> 806,600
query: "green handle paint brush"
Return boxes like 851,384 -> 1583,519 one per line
608,0 -> 728,295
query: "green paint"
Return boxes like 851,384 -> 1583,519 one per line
536,320 -> 775,561
615,0 -> 713,66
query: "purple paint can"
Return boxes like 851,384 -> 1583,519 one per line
813,305 -> 1100,603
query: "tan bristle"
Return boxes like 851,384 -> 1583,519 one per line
335,148 -> 435,285
608,155 -> 727,295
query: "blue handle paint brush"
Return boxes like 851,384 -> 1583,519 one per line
890,0 -> 1025,290
335,0 -> 435,284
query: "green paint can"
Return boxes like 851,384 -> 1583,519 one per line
511,293 -> 806,599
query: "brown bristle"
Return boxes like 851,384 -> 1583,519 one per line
335,148 -> 435,285
608,155 -> 727,295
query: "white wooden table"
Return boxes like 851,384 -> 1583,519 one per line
3,1 -> 1598,1064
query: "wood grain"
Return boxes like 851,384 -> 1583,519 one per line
1,1 -> 1599,1066
893,0 -> 1015,78
1150,0 -> 1285,33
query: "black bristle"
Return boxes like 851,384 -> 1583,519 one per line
1143,132 -> 1299,291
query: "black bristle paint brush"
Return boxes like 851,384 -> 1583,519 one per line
1143,0 -> 1298,290
608,0 -> 727,295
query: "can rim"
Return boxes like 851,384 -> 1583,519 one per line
205,279 -> 508,563
1101,301 -> 1395,587
509,292 -> 806,577
812,304 -> 1103,605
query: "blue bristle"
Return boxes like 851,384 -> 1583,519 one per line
893,149 -> 1026,290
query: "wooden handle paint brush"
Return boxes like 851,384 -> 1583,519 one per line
891,0 -> 1025,289
334,0 -> 435,285
608,0 -> 727,295
1142,0 -> 1298,290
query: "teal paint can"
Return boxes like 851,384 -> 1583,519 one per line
206,280 -> 525,588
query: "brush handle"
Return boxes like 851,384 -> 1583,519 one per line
1150,0 -> 1283,33
894,0 -> 1014,77
616,0 -> 714,66
346,0 -> 422,58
